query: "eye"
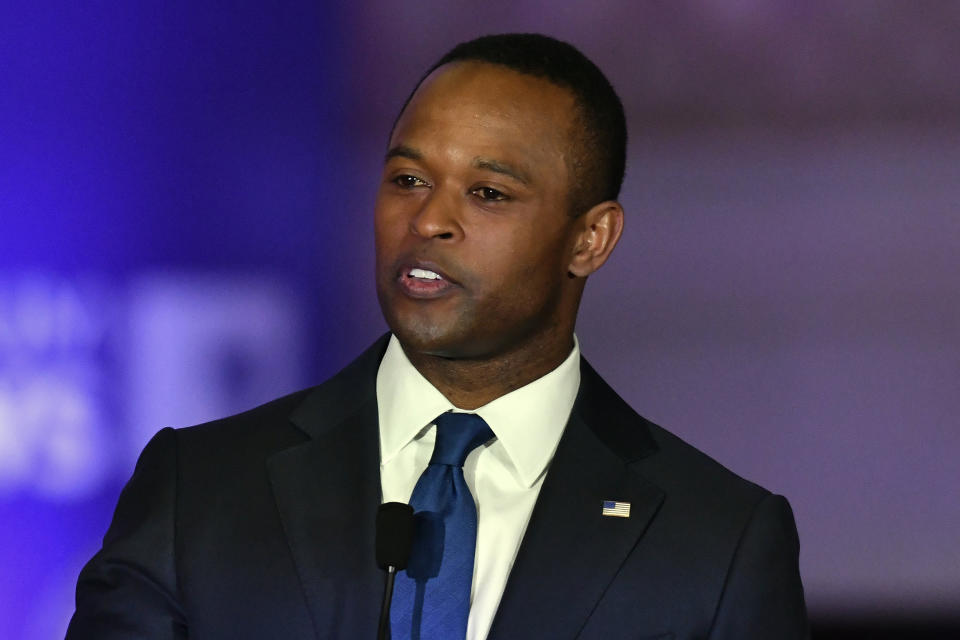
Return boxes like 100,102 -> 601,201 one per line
392,174 -> 429,189
472,186 -> 508,202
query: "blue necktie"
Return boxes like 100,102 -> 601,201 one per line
390,412 -> 494,640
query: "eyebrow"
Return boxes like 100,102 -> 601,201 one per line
384,144 -> 422,163
472,157 -> 532,186
384,146 -> 533,186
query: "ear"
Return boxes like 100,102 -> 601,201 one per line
568,200 -> 624,278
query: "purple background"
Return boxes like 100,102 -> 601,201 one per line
2,2 -> 959,637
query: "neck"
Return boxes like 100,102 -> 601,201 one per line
402,330 -> 575,410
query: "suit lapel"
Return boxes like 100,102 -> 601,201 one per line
266,336 -> 389,639
489,359 -> 665,640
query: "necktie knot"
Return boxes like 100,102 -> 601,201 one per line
429,412 -> 494,467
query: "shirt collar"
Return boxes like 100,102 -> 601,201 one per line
376,334 -> 581,488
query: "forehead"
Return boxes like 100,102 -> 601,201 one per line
390,62 -> 577,175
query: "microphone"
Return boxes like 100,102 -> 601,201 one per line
376,502 -> 414,640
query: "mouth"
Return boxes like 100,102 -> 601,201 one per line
396,263 -> 459,298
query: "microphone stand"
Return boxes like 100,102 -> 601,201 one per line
377,565 -> 398,640
375,502 -> 413,640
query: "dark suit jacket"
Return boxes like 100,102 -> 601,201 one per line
68,334 -> 809,639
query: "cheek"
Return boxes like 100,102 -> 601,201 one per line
373,200 -> 405,262
473,234 -> 568,304
373,199 -> 392,240
509,227 -> 570,277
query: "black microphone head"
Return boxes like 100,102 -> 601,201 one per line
376,502 -> 415,570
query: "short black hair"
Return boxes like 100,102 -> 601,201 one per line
396,33 -> 627,216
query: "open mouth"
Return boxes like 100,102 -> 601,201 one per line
398,265 -> 457,298
408,267 -> 443,281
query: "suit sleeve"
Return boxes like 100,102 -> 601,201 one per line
707,493 -> 810,640
66,427 -> 188,640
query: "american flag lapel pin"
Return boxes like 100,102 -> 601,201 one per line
602,500 -> 631,518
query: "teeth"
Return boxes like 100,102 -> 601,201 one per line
409,268 -> 442,280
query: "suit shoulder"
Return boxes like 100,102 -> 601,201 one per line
579,358 -> 769,506
181,387 -> 314,435
644,420 -> 769,504
170,334 -> 389,460
174,387 -> 317,459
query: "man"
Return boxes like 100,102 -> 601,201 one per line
68,34 -> 809,639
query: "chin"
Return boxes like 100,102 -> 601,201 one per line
379,293 -> 466,356
384,310 -> 487,360
390,321 -> 466,358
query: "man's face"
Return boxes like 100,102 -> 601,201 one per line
375,61 -> 582,360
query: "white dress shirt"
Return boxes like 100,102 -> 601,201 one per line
377,334 -> 581,640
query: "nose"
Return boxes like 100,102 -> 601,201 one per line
409,188 -> 462,241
